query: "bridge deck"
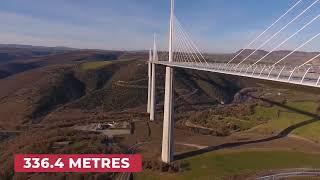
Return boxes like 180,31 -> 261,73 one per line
153,61 -> 320,88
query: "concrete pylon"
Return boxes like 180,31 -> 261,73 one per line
147,49 -> 152,113
150,36 -> 158,121
150,63 -> 156,121
161,66 -> 174,163
161,0 -> 175,163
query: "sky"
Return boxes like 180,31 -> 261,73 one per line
0,0 -> 319,53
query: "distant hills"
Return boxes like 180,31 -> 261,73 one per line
231,49 -> 319,65
0,44 -> 319,77
0,44 -> 76,51
0,44 -> 76,64
0,44 -> 147,79
204,49 -> 319,66
0,44 -> 146,64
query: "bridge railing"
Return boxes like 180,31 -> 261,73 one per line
153,60 -> 320,87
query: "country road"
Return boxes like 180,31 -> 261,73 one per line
257,168 -> 320,179
116,141 -> 150,180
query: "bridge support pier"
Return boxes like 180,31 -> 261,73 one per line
150,62 -> 156,121
161,0 -> 175,163
161,66 -> 174,163
147,50 -> 152,113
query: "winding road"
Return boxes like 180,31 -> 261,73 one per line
257,168 -> 320,179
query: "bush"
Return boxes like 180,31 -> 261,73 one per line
143,160 -> 183,173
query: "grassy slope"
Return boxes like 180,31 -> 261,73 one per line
137,88 -> 320,180
79,59 -> 134,71
249,101 -> 320,141
136,150 -> 320,180
79,61 -> 113,71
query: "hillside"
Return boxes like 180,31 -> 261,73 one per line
0,46 -> 147,79
0,57 -> 251,130
0,44 -> 74,64
0,46 -> 319,179
206,49 -> 320,66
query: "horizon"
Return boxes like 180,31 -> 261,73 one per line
0,0 -> 319,53
2,43 -> 320,55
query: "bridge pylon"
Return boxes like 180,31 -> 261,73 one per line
161,0 -> 175,163
150,35 -> 157,121
147,49 -> 152,113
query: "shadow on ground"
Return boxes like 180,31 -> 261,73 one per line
175,97 -> 320,161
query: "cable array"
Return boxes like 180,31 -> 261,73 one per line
165,0 -> 320,87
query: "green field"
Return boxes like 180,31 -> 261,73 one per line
136,100 -> 320,180
248,101 -> 320,141
79,59 -> 135,71
136,150 -> 320,180
79,61 -> 112,70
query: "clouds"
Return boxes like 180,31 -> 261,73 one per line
0,0 -> 318,53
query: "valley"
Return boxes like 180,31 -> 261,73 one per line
0,45 -> 319,179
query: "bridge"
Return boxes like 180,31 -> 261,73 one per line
147,0 -> 320,163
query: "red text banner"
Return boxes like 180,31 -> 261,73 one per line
14,154 -> 142,172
